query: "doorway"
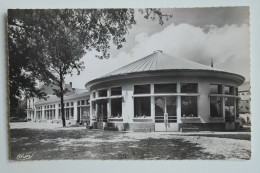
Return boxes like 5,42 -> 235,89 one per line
97,100 -> 107,129
155,96 -> 178,131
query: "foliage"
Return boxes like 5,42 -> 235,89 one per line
8,9 -> 172,126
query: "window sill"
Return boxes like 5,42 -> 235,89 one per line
181,117 -> 200,120
109,118 -> 123,121
209,117 -> 224,120
133,118 -> 153,122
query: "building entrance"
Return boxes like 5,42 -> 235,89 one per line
154,96 -> 178,131
96,100 -> 107,129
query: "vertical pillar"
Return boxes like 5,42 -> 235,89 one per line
222,85 -> 226,121
74,100 -> 77,121
198,82 -> 210,123
55,103 -> 59,119
177,83 -> 181,123
42,106 -> 45,120
122,85 -> 134,123
150,84 -> 155,123
107,88 -> 111,119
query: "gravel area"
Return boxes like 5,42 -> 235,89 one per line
9,124 -> 251,160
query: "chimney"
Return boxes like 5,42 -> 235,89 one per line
70,82 -> 72,87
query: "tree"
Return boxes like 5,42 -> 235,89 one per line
8,9 -> 172,127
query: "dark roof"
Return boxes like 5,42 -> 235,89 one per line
238,81 -> 250,92
102,50 -> 223,78
40,83 -> 87,96
35,91 -> 90,105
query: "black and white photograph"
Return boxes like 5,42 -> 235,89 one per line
7,7 -> 252,161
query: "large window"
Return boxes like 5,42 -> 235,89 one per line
111,87 -> 122,96
181,83 -> 198,117
210,84 -> 223,117
181,96 -> 198,117
154,83 -> 176,93
210,84 -> 222,94
134,97 -> 151,117
225,97 -> 235,117
98,89 -> 107,97
134,84 -> 150,94
134,84 -> 151,118
210,97 -> 222,117
181,83 -> 198,93
111,98 -> 122,118
224,85 -> 234,95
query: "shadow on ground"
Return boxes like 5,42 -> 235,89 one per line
10,129 -> 248,160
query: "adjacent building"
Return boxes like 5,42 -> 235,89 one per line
27,50 -> 245,131
26,82 -> 90,125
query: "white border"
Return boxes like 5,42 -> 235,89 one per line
1,1 -> 259,173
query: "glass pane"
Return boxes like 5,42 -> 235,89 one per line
71,108 -> 74,118
92,92 -> 96,98
154,83 -> 177,93
81,100 -> 85,105
181,83 -> 198,93
155,97 -> 165,117
111,87 -> 122,96
81,106 -> 90,121
166,97 -> 177,118
225,97 -> 235,117
134,84 -> 150,94
235,87 -> 238,96
181,96 -> 198,117
98,89 -> 107,97
134,97 -> 151,117
224,86 -> 234,95
210,96 -> 222,117
210,84 -> 222,94
77,101 -> 80,106
97,100 -> 107,122
111,98 -> 122,118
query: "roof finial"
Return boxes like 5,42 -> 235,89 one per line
154,50 -> 163,53
211,57 -> 214,68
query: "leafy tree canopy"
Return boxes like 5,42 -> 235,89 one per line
8,9 -> 172,124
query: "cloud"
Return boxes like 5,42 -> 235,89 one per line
113,23 -> 250,80
66,23 -> 250,88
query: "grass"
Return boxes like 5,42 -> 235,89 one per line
9,129 -> 250,161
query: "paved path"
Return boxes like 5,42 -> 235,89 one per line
9,122 -> 251,135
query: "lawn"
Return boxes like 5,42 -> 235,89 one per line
9,128 -> 251,160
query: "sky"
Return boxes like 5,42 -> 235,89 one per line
65,7 -> 250,89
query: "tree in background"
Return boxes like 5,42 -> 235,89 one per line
8,9 -> 172,126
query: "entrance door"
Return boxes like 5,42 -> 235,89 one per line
155,97 -> 178,131
97,100 -> 107,129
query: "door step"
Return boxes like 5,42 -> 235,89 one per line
104,127 -> 118,131
133,128 -> 151,132
180,127 -> 199,132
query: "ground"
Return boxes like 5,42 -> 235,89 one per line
9,122 -> 251,160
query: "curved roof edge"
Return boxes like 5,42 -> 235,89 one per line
85,69 -> 245,90
85,51 -> 245,89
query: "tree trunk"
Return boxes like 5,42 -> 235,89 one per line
61,94 -> 65,127
59,69 -> 66,127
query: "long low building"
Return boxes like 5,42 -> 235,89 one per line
26,83 -> 90,125
27,50 -> 245,131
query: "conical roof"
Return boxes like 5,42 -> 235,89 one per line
102,50 -> 221,78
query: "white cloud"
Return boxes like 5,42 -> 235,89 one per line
66,23 -> 250,88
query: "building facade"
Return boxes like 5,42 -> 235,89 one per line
26,83 -> 90,125
27,51 -> 245,131
85,51 -> 244,131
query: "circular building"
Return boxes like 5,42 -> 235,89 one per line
85,50 -> 244,132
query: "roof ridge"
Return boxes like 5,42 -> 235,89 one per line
101,51 -> 223,79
